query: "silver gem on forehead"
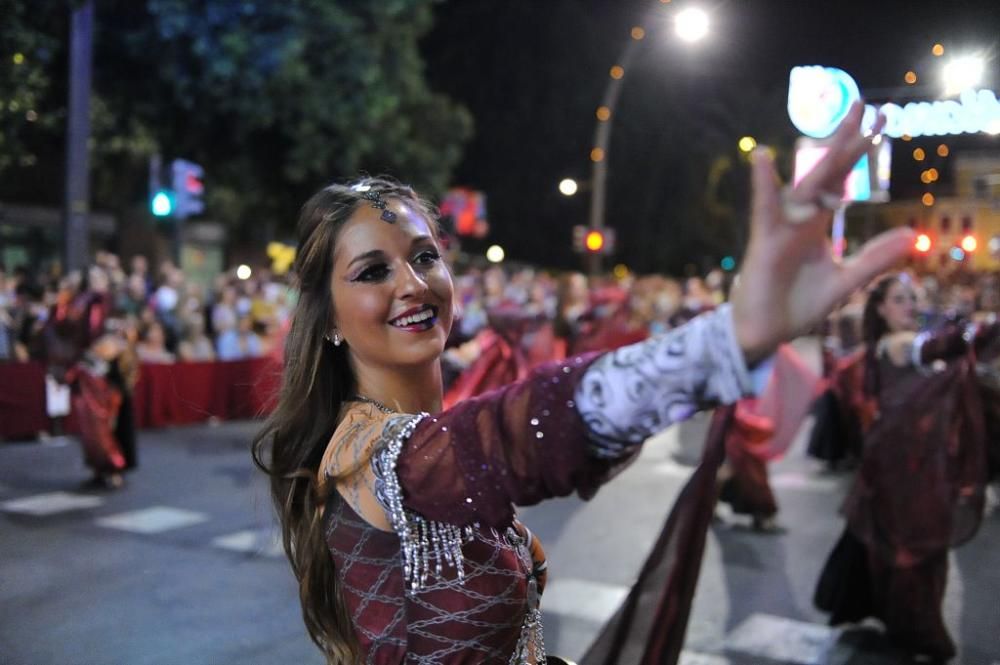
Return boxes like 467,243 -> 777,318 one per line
359,189 -> 397,223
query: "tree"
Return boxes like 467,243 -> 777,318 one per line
0,0 -> 472,238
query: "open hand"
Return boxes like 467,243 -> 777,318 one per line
731,101 -> 915,363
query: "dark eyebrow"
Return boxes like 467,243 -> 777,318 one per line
347,236 -> 434,268
348,249 -> 385,268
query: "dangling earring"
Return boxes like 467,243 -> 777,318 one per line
325,330 -> 343,346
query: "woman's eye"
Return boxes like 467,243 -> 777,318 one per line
356,264 -> 390,282
414,250 -> 441,265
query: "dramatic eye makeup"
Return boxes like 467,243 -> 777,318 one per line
346,242 -> 441,284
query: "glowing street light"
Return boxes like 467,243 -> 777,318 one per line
486,245 -> 505,263
559,178 -> 579,196
236,264 -> 252,280
942,55 -> 985,96
738,136 -> 757,153
675,7 -> 709,43
915,233 -> 932,253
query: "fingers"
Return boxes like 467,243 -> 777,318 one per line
750,147 -> 781,233
836,227 -> 915,300
795,101 -> 881,200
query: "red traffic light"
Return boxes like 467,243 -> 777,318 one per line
960,234 -> 977,253
914,233 -> 932,253
585,230 -> 605,252
185,172 -> 204,194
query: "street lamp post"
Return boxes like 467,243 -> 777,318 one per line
587,5 -> 709,275
63,0 -> 94,275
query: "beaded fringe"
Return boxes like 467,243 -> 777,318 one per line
374,413 -> 546,664
374,413 -> 474,593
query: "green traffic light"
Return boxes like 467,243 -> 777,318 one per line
151,190 -> 173,217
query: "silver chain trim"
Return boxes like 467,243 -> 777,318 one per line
372,413 -> 547,663
372,413 -> 474,593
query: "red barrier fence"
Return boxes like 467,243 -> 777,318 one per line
0,358 -> 281,441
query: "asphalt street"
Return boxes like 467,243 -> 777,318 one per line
1,412 -> 998,665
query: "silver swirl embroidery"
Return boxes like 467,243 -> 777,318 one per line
574,305 -> 752,456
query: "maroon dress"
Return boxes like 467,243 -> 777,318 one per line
324,356 -> 636,663
322,306 -> 758,664
815,322 -> 1000,660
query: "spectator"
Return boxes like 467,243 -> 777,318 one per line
136,321 -> 175,363
177,315 -> 216,362
217,315 -> 262,361
211,285 -> 239,337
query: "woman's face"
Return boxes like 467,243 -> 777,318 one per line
878,280 -> 918,333
330,198 -> 453,371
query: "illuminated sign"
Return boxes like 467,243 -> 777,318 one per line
794,136 -> 892,203
788,66 -> 1000,139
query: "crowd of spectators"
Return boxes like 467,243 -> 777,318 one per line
0,251 -> 294,368
1,249 -> 997,372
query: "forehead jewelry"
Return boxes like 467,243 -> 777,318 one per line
359,189 -> 397,223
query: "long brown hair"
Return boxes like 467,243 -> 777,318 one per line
861,273 -> 906,398
252,176 -> 436,663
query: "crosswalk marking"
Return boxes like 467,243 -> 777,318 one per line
650,459 -> 693,478
211,529 -> 283,557
541,578 -> 630,624
678,652 -> 730,665
771,472 -> 839,492
96,506 -> 208,534
0,491 -> 104,516
725,613 -> 839,665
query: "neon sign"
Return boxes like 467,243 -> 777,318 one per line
788,66 -> 1000,139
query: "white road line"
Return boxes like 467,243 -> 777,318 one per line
96,506 -> 208,534
678,652 -> 730,665
771,472 -> 839,492
540,578 -> 630,624
211,529 -> 283,557
1,491 -> 104,516
725,613 -> 839,665
650,459 -> 693,478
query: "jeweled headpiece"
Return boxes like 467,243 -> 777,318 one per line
352,183 -> 397,223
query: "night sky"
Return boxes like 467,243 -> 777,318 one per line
420,0 -> 1000,274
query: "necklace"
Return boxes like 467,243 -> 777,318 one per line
351,394 -> 397,414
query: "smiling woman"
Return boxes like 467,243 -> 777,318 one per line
251,106 -> 914,665
331,194 -> 454,388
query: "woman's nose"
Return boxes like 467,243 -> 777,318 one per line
395,262 -> 429,299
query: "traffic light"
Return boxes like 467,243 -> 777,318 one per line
960,234 -> 977,253
151,190 -> 174,217
585,230 -> 605,252
572,226 -> 615,254
914,233 -> 932,253
171,159 -> 205,219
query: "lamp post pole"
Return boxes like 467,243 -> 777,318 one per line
63,0 -> 94,275
587,6 -> 708,276
589,38 -> 642,232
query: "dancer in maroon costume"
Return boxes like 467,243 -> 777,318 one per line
815,274 -> 1000,662
252,103 -> 912,664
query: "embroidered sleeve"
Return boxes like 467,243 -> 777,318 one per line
573,304 -> 756,456
914,320 -> 1000,366
397,353 -> 629,531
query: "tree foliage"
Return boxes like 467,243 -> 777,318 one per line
0,0 -> 472,235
